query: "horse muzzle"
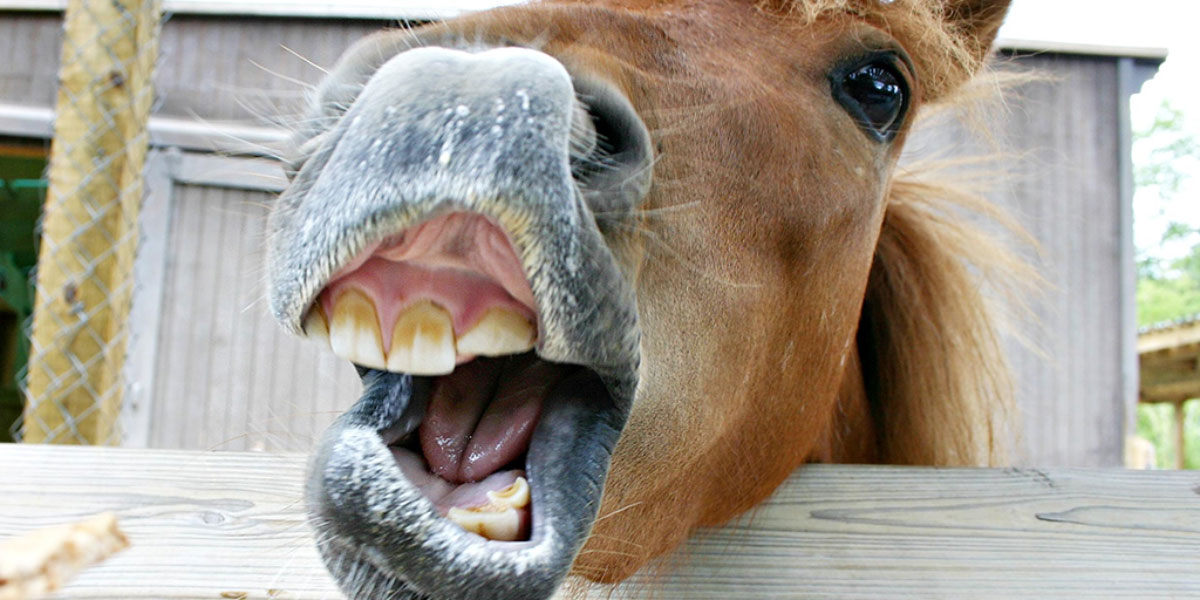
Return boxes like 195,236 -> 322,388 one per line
265,47 -> 648,599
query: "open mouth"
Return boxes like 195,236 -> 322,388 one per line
304,212 -> 608,544
300,208 -> 632,600
269,44 -> 648,599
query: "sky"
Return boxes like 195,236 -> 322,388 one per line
1001,0 -> 1200,262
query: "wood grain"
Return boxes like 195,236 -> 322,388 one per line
2,444 -> 1199,599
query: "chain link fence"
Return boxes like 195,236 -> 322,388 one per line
13,0 -> 163,444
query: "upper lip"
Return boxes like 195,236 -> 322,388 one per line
267,46 -> 642,375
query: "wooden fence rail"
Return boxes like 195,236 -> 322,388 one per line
2,444 -> 1199,599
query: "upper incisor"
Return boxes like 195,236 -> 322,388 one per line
315,294 -> 537,373
456,308 -> 536,357
329,290 -> 386,370
386,301 -> 457,375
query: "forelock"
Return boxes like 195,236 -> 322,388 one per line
757,0 -> 990,102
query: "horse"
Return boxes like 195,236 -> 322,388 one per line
264,1 -> 1020,598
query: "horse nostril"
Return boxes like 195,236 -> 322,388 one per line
570,77 -> 654,217
569,100 -> 600,170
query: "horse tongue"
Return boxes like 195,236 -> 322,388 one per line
420,355 -> 563,483
419,359 -> 504,481
457,357 -> 561,482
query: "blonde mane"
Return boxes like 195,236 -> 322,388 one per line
861,167 -> 1034,465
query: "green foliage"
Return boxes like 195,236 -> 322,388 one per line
1137,403 -> 1175,468
1133,99 -> 1200,469
1137,242 -> 1200,327
1136,99 -> 1200,327
1134,102 -> 1200,195
1136,401 -> 1200,469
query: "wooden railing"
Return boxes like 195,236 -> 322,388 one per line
2,444 -> 1198,599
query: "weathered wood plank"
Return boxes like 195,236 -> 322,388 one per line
146,186 -> 361,453
2,444 -> 1199,599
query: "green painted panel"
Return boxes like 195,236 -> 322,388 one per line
0,156 -> 44,442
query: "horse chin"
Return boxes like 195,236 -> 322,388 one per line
308,360 -> 631,600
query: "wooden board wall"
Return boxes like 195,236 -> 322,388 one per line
149,184 -> 359,451
0,13 -> 61,109
901,54 -> 1134,466
0,13 -> 381,122
996,55 -> 1126,466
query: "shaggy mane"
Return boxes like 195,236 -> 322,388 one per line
859,166 -> 1035,466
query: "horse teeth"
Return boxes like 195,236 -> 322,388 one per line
444,478 -> 529,541
317,290 -> 533,373
485,476 -> 529,510
329,290 -> 387,370
446,507 -> 522,541
386,301 -> 456,375
455,308 -> 536,357
303,305 -> 329,343
445,477 -> 529,541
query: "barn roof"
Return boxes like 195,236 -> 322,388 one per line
1139,315 -> 1200,404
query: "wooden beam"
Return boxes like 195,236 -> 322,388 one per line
0,143 -> 46,160
997,38 -> 1169,60
1139,321 -> 1200,354
0,102 -> 288,155
1176,400 -> 1188,470
0,0 -> 477,20
1141,380 -> 1200,405
2,445 -> 1200,599
1139,345 -> 1200,403
1140,362 -> 1200,388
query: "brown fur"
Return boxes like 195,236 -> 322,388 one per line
363,0 -> 1023,583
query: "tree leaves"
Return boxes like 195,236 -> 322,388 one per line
1135,99 -> 1200,327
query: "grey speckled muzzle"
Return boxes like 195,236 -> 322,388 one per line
267,46 -> 639,381
267,47 -> 643,600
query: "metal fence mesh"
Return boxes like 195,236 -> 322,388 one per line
15,0 -> 162,444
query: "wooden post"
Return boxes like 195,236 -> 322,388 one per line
1175,399 -> 1187,470
23,0 -> 162,444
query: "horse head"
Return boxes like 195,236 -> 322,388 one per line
265,1 -> 1015,597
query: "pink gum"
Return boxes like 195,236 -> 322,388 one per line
318,213 -> 538,355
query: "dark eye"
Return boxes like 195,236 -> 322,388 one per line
833,58 -> 909,141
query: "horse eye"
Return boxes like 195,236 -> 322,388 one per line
835,60 -> 908,140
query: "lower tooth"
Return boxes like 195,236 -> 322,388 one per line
386,301 -> 456,375
446,507 -> 522,542
329,290 -> 386,369
445,477 -> 530,541
485,477 -> 530,510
